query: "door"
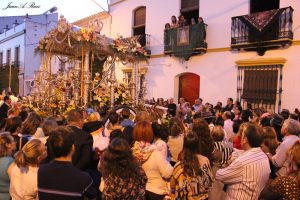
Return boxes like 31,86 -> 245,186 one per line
179,73 -> 200,105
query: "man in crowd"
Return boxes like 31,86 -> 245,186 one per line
192,98 -> 203,113
67,109 -> 93,171
216,123 -> 270,200
0,96 -> 11,122
120,107 -> 134,128
267,118 -> 300,176
38,126 -> 96,200
223,98 -> 234,112
167,98 -> 177,117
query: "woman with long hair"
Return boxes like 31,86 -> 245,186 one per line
261,126 -> 279,155
168,117 -> 184,165
0,133 -> 16,200
4,117 -> 22,151
259,140 -> 300,199
170,15 -> 178,28
10,139 -> 47,200
171,132 -> 213,199
192,119 -> 215,162
100,138 -> 147,199
132,120 -> 173,200
152,122 -> 169,159
19,112 -> 43,148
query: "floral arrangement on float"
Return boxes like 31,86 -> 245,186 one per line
93,73 -> 132,107
74,27 -> 97,43
111,35 -> 149,60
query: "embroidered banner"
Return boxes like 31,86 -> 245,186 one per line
238,8 -> 284,33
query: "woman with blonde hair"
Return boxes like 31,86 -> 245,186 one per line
233,122 -> 246,150
87,112 -> 101,122
10,139 -> 47,200
261,126 -> 279,155
0,133 -> 16,200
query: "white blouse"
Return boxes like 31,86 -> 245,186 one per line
10,165 -> 38,200
142,150 -> 173,195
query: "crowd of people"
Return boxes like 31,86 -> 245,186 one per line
0,94 -> 300,200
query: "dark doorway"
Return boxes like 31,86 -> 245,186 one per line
182,10 -> 199,25
181,0 -> 199,25
250,0 -> 280,13
179,73 -> 200,105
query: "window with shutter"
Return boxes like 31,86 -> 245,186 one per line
134,7 -> 146,27
181,0 -> 199,12
133,7 -> 146,36
15,46 -> 20,67
7,49 -> 11,65
237,64 -> 283,112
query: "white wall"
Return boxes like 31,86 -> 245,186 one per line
0,23 -> 25,95
108,0 -> 300,110
200,0 -> 249,48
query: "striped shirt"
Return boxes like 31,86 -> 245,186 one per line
214,141 -> 233,168
216,148 -> 270,200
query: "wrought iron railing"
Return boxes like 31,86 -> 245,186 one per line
164,23 -> 207,60
231,7 -> 293,46
133,34 -> 151,55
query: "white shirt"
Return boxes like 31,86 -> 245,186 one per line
9,95 -> 19,103
216,148 -> 270,200
32,128 -> 44,138
154,139 -> 168,160
168,135 -> 184,162
10,165 -> 38,200
92,128 -> 110,151
223,119 -> 234,140
272,134 -> 299,176
142,150 -> 173,195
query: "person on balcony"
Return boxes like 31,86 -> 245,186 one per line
164,23 -> 171,29
191,18 -> 196,25
178,14 -> 187,27
170,16 -> 178,28
198,17 -> 207,40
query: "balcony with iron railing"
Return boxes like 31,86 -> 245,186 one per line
134,34 -> 151,55
164,23 -> 207,61
231,7 -> 293,55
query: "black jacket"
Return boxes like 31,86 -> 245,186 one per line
0,103 -> 9,122
82,121 -> 103,133
38,160 -> 96,200
68,126 -> 93,171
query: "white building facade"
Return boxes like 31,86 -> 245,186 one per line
104,0 -> 300,112
0,13 -> 58,96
